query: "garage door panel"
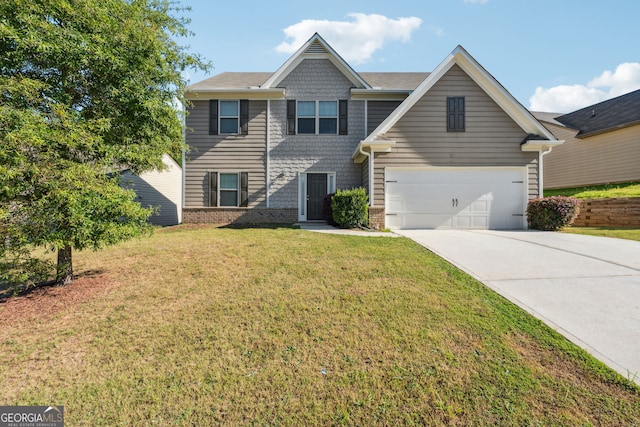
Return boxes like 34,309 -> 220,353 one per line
385,168 -> 526,230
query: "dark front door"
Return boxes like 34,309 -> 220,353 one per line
307,173 -> 327,220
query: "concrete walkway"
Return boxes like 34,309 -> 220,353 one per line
396,229 -> 640,384
297,223 -> 398,237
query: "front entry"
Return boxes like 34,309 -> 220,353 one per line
307,173 -> 327,220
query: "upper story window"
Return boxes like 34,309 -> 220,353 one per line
220,101 -> 239,134
209,99 -> 249,135
287,100 -> 348,135
447,96 -> 465,132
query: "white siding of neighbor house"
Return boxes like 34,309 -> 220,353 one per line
372,64 -> 539,206
121,153 -> 182,226
543,122 -> 640,189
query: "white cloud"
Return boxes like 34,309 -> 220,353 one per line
529,62 -> 640,113
464,0 -> 488,4
275,13 -> 422,64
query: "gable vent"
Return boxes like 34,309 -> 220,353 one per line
305,40 -> 328,55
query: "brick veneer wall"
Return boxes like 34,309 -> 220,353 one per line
183,208 -> 297,225
571,198 -> 640,227
368,206 -> 385,230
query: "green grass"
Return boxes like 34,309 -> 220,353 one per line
1,225 -> 639,425
545,181 -> 640,199
562,227 -> 640,242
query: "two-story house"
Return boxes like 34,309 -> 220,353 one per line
183,33 -> 561,230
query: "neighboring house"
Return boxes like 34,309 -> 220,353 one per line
534,89 -> 640,190
121,153 -> 183,226
183,33 -> 560,230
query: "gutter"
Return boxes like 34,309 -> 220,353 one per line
266,100 -> 271,208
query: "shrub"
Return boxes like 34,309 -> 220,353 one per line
322,193 -> 336,226
331,187 -> 369,228
527,196 -> 580,231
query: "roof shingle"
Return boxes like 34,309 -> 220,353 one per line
554,89 -> 640,137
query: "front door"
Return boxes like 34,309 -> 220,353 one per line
307,173 -> 327,220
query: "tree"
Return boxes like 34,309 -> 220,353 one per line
0,0 -> 208,286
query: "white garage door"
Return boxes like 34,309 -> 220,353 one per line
385,168 -> 526,230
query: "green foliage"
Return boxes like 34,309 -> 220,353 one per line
0,0 -> 209,285
527,196 -> 581,231
331,187 -> 369,228
545,182 -> 640,199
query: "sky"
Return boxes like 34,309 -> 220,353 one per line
176,0 -> 640,113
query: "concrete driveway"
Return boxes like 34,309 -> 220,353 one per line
396,229 -> 640,383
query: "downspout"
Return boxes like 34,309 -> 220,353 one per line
181,100 -> 186,223
266,99 -> 271,208
358,144 -> 373,206
539,146 -> 553,198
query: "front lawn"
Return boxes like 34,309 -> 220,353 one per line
545,181 -> 640,199
1,226 -> 638,425
562,227 -> 640,242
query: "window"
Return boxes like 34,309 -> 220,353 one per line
219,173 -> 239,206
447,96 -> 465,132
209,100 -> 249,135
287,100 -> 348,135
208,172 -> 249,207
220,101 -> 239,134
298,101 -> 316,134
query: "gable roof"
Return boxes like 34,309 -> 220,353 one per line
365,45 -> 557,143
260,33 -> 371,89
554,89 -> 640,137
359,72 -> 430,90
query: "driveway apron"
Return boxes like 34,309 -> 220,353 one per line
396,229 -> 640,384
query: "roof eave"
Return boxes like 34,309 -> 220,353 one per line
185,88 -> 285,100
352,138 -> 396,163
520,139 -> 564,152
351,89 -> 412,101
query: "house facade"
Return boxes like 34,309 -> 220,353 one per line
183,34 -> 560,230
534,89 -> 640,190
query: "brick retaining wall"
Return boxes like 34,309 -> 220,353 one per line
183,208 -> 298,225
571,198 -> 640,227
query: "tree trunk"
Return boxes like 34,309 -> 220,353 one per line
56,245 -> 73,286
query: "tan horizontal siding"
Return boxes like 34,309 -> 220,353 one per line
372,64 -> 538,205
544,123 -> 640,189
185,100 -> 267,207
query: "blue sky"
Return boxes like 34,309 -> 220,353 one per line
177,0 -> 640,113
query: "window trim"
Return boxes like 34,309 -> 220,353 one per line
209,99 -> 249,136
208,171 -> 249,207
292,100 -> 343,135
219,172 -> 240,206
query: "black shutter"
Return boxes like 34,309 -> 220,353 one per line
287,100 -> 296,135
209,172 -> 218,206
447,97 -> 465,132
456,97 -> 465,131
339,99 -> 348,135
209,100 -> 218,135
240,100 -> 249,135
240,172 -> 249,207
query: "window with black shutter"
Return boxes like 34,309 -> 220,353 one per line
447,96 -> 465,132
287,100 -> 296,135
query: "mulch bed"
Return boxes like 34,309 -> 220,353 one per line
0,274 -> 116,327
